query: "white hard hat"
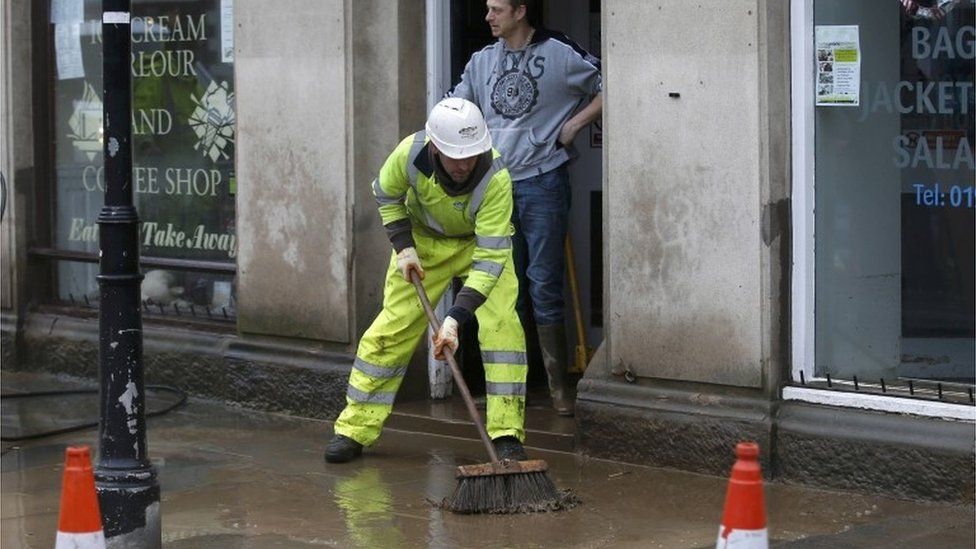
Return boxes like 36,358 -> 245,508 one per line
425,98 -> 492,159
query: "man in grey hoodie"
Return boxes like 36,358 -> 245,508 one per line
450,0 -> 602,416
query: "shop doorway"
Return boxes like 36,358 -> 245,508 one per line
447,0 -> 604,390
397,0 -> 603,451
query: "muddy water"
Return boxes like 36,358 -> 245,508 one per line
2,372 -> 973,548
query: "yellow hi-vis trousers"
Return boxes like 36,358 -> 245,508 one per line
334,231 -> 527,447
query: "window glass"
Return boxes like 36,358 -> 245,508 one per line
51,0 -> 237,318
814,0 -> 974,384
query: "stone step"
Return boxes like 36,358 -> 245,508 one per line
387,394 -> 576,453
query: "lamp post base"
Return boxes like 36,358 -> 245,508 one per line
95,467 -> 161,549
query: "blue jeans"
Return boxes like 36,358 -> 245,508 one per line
511,165 -> 570,326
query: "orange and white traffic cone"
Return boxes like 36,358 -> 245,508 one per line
716,441 -> 768,549
55,446 -> 106,549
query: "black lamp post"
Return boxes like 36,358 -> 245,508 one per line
94,1 -> 161,546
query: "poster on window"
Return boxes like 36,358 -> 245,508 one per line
54,22 -> 84,80
815,25 -> 861,106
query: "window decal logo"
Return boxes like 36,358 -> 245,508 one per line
67,82 -> 104,162
189,79 -> 235,162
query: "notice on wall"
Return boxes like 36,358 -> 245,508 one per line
815,25 -> 861,106
590,119 -> 602,148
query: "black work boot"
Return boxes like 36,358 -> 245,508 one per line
325,434 -> 363,463
492,436 -> 528,461
537,324 -> 574,416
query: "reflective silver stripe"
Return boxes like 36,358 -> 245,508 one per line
424,210 -> 447,235
467,157 -> 505,217
475,235 -> 511,249
353,357 -> 407,379
486,382 -> 526,396
482,351 -> 527,365
372,179 -> 403,205
472,259 -> 504,278
375,195 -> 402,206
402,131 -> 447,235
404,131 -> 427,185
347,386 -> 397,405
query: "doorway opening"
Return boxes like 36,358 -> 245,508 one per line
394,0 -> 603,453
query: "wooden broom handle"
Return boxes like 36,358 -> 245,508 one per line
411,272 -> 500,463
565,235 -> 587,352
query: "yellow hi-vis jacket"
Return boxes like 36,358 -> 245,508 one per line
372,131 -> 514,302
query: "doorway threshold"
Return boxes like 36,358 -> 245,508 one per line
387,392 -> 577,453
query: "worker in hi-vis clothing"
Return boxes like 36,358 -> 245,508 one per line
325,98 -> 529,464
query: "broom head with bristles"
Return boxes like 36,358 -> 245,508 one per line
442,458 -> 578,514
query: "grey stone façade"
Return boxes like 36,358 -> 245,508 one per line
8,312 -> 353,421
577,373 -> 975,503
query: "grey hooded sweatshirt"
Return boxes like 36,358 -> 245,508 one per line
450,28 -> 602,181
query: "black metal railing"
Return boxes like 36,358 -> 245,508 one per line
796,370 -> 975,406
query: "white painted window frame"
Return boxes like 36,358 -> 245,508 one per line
426,0 -> 451,112
788,0 -> 973,422
790,0 -> 816,388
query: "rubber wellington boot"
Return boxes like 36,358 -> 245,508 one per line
537,324 -> 574,416
492,436 -> 528,461
325,434 -> 363,463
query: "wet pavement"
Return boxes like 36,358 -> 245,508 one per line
2,371 -> 974,548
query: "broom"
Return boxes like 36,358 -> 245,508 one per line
565,235 -> 594,374
411,272 -> 568,514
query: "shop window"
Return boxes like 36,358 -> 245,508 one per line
805,0 -> 974,398
45,0 -> 236,320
